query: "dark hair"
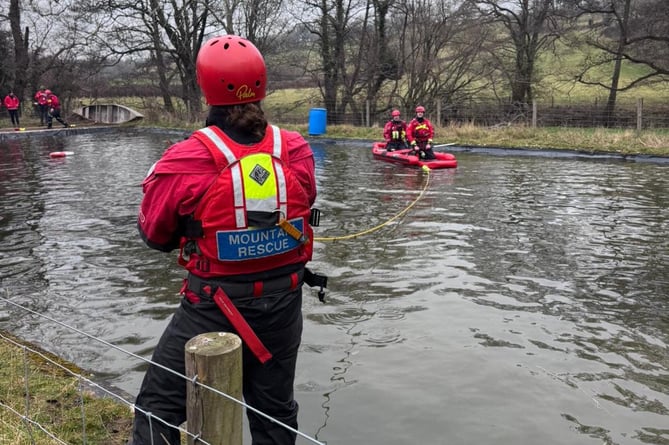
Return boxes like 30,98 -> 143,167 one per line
205,102 -> 268,143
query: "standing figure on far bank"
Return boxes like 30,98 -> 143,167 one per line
3,91 -> 20,128
34,87 -> 49,125
383,109 -> 408,151
45,90 -> 69,129
407,105 -> 436,160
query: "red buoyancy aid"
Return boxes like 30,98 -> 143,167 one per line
410,120 -> 432,140
35,91 -> 48,105
384,120 -> 407,142
47,94 -> 61,109
4,95 -> 19,110
178,125 -> 314,277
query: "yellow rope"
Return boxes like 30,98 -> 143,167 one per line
313,166 -> 431,242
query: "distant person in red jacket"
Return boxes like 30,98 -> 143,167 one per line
34,87 -> 49,125
3,92 -> 20,128
383,109 -> 408,151
407,105 -> 436,160
45,90 -> 69,129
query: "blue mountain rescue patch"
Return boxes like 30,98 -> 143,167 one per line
216,218 -> 304,261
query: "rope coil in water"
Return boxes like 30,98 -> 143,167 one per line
314,166 -> 431,242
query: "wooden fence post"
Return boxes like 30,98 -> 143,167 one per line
637,98 -> 643,132
436,98 -> 442,128
532,100 -> 537,128
185,332 -> 243,445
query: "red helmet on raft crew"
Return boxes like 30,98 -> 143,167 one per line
415,105 -> 425,113
391,109 -> 401,117
196,35 -> 267,106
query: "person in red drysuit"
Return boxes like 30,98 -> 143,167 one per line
383,109 -> 408,151
34,87 -> 49,125
45,90 -> 69,128
129,35 -> 319,445
3,92 -> 20,128
406,105 -> 436,160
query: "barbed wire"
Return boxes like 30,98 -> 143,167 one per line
0,292 -> 326,445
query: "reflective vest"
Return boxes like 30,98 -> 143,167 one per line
179,125 -> 313,276
411,121 -> 431,140
387,121 -> 406,141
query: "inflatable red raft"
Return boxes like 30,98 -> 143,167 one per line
372,142 -> 457,169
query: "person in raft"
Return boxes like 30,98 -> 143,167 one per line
406,105 -> 436,160
383,109 -> 408,151
129,35 -> 318,445
45,90 -> 70,128
3,91 -> 20,128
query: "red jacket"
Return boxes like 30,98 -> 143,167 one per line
47,94 -> 61,110
407,117 -> 434,143
138,126 -> 317,273
3,95 -> 19,110
35,90 -> 48,106
383,119 -> 407,142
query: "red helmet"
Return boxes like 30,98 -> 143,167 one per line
44,89 -> 52,95
196,35 -> 267,106
391,109 -> 401,117
415,105 -> 425,113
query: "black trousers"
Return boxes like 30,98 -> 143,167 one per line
386,140 -> 407,151
8,110 -> 19,126
38,105 -> 48,124
412,140 -> 436,160
130,285 -> 303,445
47,108 -> 68,128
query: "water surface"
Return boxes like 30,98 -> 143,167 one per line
1,132 -> 668,445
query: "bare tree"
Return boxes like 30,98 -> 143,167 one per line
6,0 -> 29,101
82,0 -> 214,117
469,0 -> 561,105
76,0 -> 290,118
356,0 -> 403,120
300,0 -> 363,123
0,0 -> 120,112
240,0 -> 289,53
570,0 -> 669,126
398,0 -> 491,116
0,31 -> 12,89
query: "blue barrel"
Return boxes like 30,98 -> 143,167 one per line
308,108 -> 327,136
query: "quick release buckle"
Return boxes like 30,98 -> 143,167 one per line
304,268 -> 328,302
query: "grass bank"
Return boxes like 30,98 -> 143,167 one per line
0,330 -> 132,445
273,123 -> 669,157
131,111 -> 669,157
59,94 -> 669,156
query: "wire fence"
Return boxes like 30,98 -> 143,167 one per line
267,97 -> 669,130
0,293 -> 325,445
3,96 -> 668,132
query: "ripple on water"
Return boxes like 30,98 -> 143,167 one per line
2,137 -> 669,445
